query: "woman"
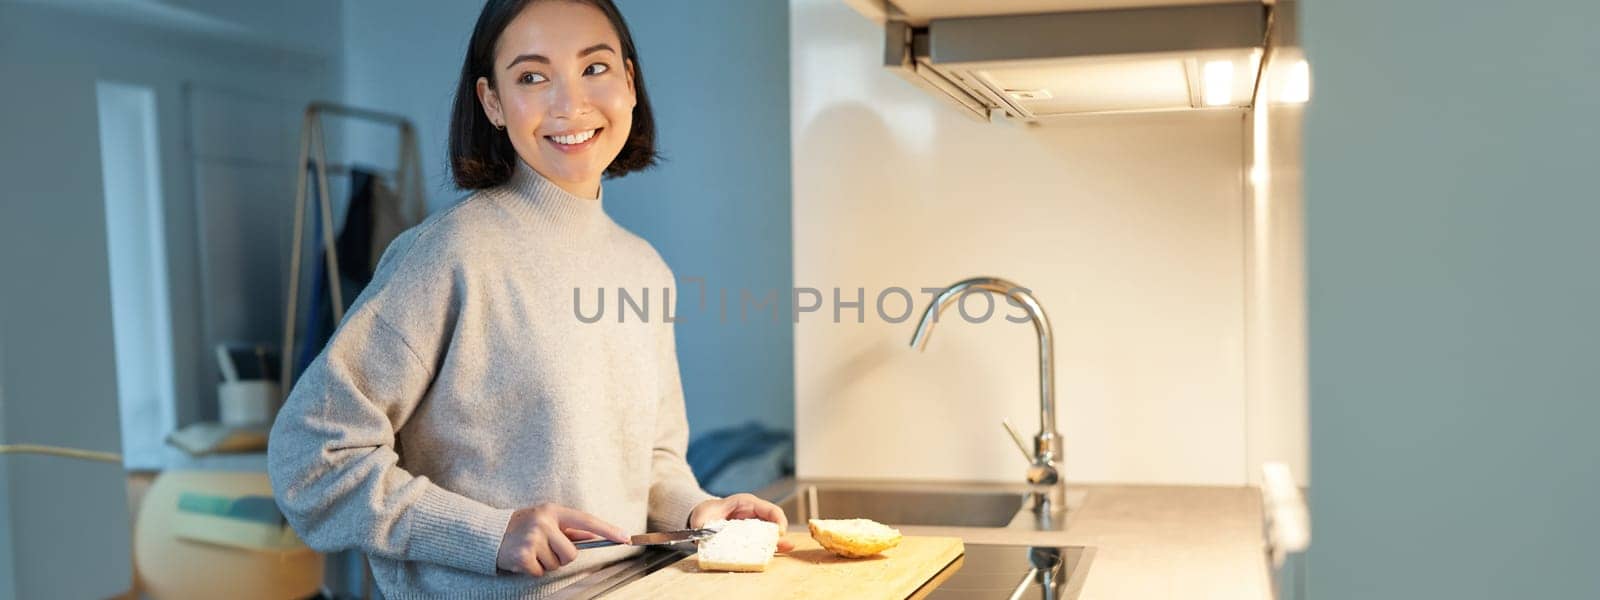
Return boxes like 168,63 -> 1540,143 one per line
267,1 -> 791,597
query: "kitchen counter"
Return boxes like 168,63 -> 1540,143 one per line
1022,484 -> 1271,600
759,480 -> 1273,600
563,481 -> 1273,598
449,477 -> 1274,599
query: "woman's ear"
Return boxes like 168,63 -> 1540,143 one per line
476,76 -> 504,127
625,59 -> 637,108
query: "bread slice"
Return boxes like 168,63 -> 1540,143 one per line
696,519 -> 780,572
808,518 -> 902,558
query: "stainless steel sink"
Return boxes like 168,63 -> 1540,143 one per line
764,479 -> 1080,532
779,484 -> 1027,528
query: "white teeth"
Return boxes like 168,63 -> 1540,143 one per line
551,129 -> 597,145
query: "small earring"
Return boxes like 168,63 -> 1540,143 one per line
495,122 -> 505,131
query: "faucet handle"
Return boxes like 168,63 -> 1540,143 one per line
1005,419 -> 1060,490
1002,419 -> 1033,463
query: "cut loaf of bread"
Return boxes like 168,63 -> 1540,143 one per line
696,519 -> 780,572
808,518 -> 903,558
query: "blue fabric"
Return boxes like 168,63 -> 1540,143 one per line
293,166 -> 382,384
687,422 -> 793,496
294,169 -> 329,381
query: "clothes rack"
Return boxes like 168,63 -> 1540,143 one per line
280,102 -> 425,403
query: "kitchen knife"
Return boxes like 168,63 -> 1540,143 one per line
574,527 -> 720,549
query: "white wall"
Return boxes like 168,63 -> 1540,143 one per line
0,2 -> 340,597
792,0 -> 1285,485
0,7 -> 134,587
339,0 -> 478,213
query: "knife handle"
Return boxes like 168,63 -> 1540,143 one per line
575,538 -> 622,550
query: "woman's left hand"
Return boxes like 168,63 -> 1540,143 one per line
689,493 -> 796,553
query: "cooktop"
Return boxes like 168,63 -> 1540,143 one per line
920,544 -> 1093,600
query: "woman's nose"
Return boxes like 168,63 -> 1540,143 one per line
548,79 -> 592,118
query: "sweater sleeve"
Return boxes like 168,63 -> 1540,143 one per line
267,233 -> 513,576
646,317 -> 718,531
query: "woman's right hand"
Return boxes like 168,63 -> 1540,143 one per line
496,503 -> 628,576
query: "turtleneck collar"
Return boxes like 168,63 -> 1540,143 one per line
500,159 -> 607,230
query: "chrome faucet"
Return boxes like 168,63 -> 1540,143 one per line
910,277 -> 1066,517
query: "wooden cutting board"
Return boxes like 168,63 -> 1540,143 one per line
606,532 -> 964,599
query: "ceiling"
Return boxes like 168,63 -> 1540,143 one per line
6,0 -> 341,57
845,0 -> 1252,25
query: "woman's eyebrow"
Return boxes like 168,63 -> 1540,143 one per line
504,44 -> 617,70
577,43 -> 616,58
505,54 -> 550,69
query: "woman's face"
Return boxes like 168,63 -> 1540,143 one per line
477,1 -> 635,199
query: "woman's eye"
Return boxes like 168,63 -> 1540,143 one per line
585,63 -> 610,76
518,72 -> 547,84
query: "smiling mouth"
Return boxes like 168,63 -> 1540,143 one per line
546,128 -> 601,148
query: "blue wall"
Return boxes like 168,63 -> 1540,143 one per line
1305,0 -> 1600,597
341,0 -> 795,441
605,0 -> 794,438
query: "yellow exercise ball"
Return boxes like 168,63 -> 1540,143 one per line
134,470 -> 322,599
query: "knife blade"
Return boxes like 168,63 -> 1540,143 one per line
574,527 -> 719,550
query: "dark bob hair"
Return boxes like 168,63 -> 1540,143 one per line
449,0 -> 658,190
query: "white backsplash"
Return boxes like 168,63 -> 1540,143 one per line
790,0 -> 1306,486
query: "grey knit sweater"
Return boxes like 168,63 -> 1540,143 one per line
268,161 -> 715,599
